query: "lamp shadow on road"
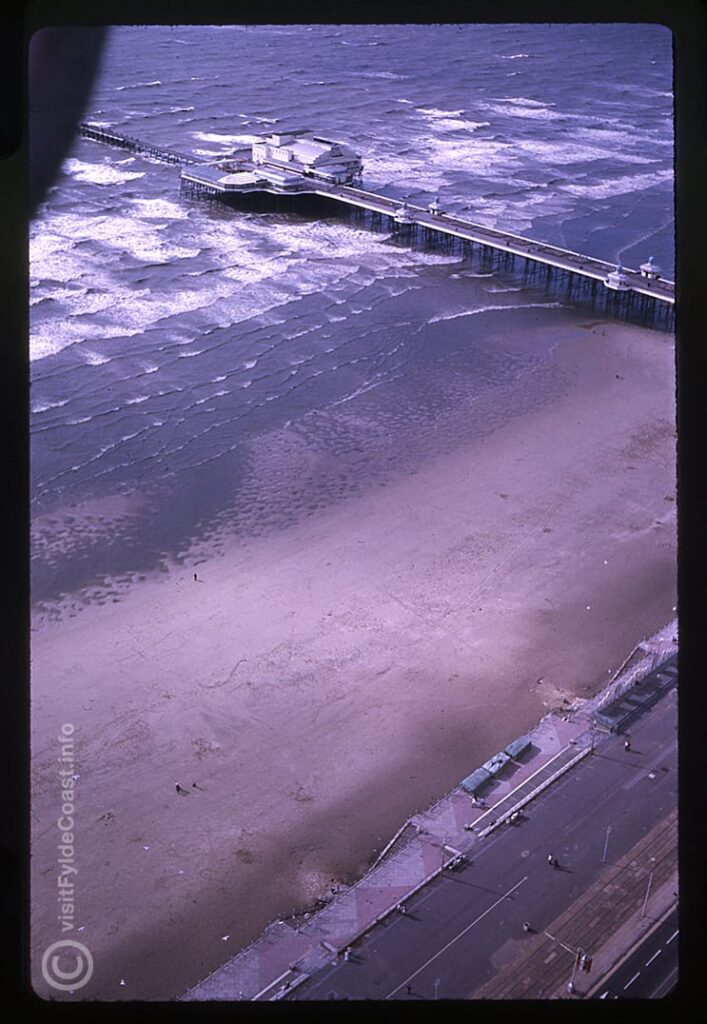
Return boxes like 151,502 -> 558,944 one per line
445,876 -> 520,898
590,751 -> 644,765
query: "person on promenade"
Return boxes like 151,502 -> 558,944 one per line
624,738 -> 631,751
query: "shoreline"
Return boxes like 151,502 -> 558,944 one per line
30,317 -> 676,999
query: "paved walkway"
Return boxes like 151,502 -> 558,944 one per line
182,626 -> 677,1002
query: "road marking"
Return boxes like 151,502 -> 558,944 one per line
665,929 -> 678,945
599,991 -> 609,999
623,971 -> 641,990
645,949 -> 662,967
385,876 -> 528,999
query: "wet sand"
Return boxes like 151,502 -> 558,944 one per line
30,318 -> 676,999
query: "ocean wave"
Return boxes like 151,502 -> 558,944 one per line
361,71 -> 405,79
115,79 -> 161,90
557,168 -> 673,199
131,198 -> 190,219
191,130 -> 261,145
31,398 -> 69,414
482,100 -> 564,121
61,158 -> 146,186
428,301 -> 563,324
82,350 -> 112,365
417,106 -> 465,118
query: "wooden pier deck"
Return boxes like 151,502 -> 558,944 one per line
79,122 -> 199,166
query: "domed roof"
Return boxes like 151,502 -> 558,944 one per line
605,263 -> 631,290
640,255 -> 662,274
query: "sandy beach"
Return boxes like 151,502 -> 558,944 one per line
30,317 -> 676,1000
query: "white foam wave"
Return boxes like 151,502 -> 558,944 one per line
192,131 -> 260,146
130,198 -> 190,220
31,398 -> 69,414
500,53 -> 532,59
428,301 -> 562,324
483,101 -> 563,121
417,107 -> 465,118
557,168 -> 673,199
81,350 -> 111,365
361,71 -> 404,79
116,80 -> 161,90
126,395 -> 150,405
62,158 -> 146,186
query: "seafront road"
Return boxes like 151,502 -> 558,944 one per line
590,906 -> 678,1000
286,687 -> 677,1000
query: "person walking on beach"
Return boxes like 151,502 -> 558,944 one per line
548,853 -> 557,868
193,572 -> 198,582
175,782 -> 188,795
624,738 -> 631,751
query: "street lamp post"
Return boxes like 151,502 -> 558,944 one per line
568,949 -> 583,995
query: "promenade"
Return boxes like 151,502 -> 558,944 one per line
183,624 -> 677,1001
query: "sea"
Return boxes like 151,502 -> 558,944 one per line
29,23 -> 674,610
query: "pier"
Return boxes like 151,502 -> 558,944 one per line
78,122 -> 675,325
79,122 -> 199,166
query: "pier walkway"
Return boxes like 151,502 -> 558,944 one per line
331,185 -> 675,306
180,168 -> 674,309
79,121 -> 198,166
